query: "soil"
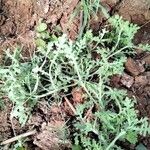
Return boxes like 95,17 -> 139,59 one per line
0,0 -> 150,150
116,0 -> 150,25
0,0 -> 80,55
0,98 -> 12,142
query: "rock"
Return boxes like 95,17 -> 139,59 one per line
142,54 -> 150,65
125,58 -> 145,76
134,76 -> 148,87
121,73 -> 134,88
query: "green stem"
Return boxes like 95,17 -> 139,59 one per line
73,58 -> 96,103
49,53 -> 59,89
107,46 -> 131,59
106,131 -> 126,150
36,84 -> 76,98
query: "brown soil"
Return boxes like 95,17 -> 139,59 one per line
0,99 -> 12,142
0,0 -> 80,56
134,22 -> 150,45
0,0 -> 150,149
117,0 -> 150,25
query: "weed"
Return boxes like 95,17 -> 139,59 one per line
0,15 -> 150,149
69,0 -> 101,38
79,0 -> 101,37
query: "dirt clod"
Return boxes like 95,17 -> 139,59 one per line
121,73 -> 134,88
117,0 -> 150,25
125,58 -> 145,76
134,75 -> 148,87
72,87 -> 85,103
134,22 -> 150,45
34,123 -> 71,150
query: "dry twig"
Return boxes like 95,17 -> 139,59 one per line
64,97 -> 77,115
1,130 -> 37,145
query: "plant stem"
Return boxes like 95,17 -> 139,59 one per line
73,58 -> 96,103
36,84 -> 77,98
107,45 -> 131,59
106,131 -> 126,150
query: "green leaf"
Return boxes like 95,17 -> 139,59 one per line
35,38 -> 46,47
126,131 -> 138,144
51,34 -> 58,41
72,145 -> 82,150
16,147 -> 26,150
36,23 -> 47,32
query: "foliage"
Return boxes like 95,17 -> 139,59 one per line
79,0 -> 101,37
138,43 -> 150,52
69,0 -> 101,38
0,48 -> 38,125
0,15 -> 150,149
12,141 -> 25,150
